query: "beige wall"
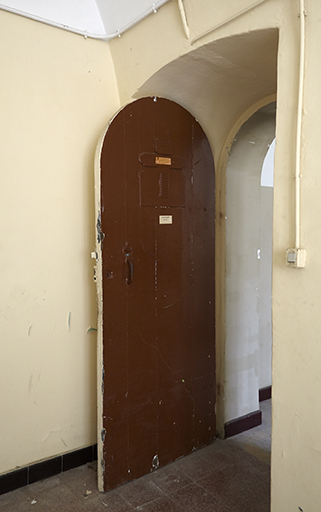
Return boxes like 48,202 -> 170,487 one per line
0,10 -> 119,474
2,0 -> 321,510
272,1 -> 321,509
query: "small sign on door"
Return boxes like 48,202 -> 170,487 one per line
155,156 -> 172,166
159,215 -> 173,224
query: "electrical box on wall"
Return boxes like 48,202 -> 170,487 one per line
286,248 -> 306,268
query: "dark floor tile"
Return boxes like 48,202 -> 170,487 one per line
93,443 -> 98,461
63,446 -> 93,472
137,495 -> 184,512
24,475 -> 62,495
149,465 -> 193,494
62,461 -> 97,495
29,483 -> 87,512
198,465 -> 245,501
226,486 -> 270,512
0,468 -> 28,495
29,457 -> 62,485
0,483 -> 86,512
173,451 -> 218,481
210,502 -> 233,512
87,489 -> 134,511
118,478 -> 165,508
171,482 -> 226,512
199,440 -> 257,468
0,497 -> 42,512
199,449 -> 242,473
0,487 -> 34,511
199,438 -> 230,454
199,462 -> 270,510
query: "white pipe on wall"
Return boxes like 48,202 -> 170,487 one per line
178,0 -> 189,39
295,0 -> 306,249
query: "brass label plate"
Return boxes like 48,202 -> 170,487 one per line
155,156 -> 172,166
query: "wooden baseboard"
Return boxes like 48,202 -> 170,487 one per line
259,385 -> 272,402
224,410 -> 262,439
0,444 -> 97,496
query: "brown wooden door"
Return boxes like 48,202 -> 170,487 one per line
98,97 -> 215,491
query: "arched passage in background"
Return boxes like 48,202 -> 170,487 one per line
225,102 -> 275,430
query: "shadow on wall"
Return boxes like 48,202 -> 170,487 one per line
135,28 -> 278,155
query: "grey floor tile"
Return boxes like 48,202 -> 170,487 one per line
170,482 -> 229,512
136,495 -> 184,512
0,483 -> 87,512
117,478 -> 165,508
173,451 -> 218,481
61,462 -> 98,495
0,487 -> 31,508
87,489 -> 135,511
148,465 -> 194,494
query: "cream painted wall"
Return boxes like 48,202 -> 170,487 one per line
271,1 -> 321,509
3,0 -> 321,510
225,104 -> 275,423
0,10 -> 119,474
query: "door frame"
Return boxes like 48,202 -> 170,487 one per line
214,94 -> 276,437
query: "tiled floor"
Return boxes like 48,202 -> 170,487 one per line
227,399 -> 271,465
0,401 -> 271,512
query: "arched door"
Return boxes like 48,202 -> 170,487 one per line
96,97 -> 215,491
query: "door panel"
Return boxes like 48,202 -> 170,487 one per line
97,97 -> 215,491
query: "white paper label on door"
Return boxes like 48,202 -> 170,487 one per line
159,215 -> 173,224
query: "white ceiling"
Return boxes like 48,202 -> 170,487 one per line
0,0 -> 170,40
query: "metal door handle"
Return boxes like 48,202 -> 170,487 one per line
125,254 -> 133,284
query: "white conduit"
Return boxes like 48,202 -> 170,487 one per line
0,1 -> 167,41
295,0 -> 306,249
178,0 -> 190,39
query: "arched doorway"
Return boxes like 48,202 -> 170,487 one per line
224,102 -> 275,449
